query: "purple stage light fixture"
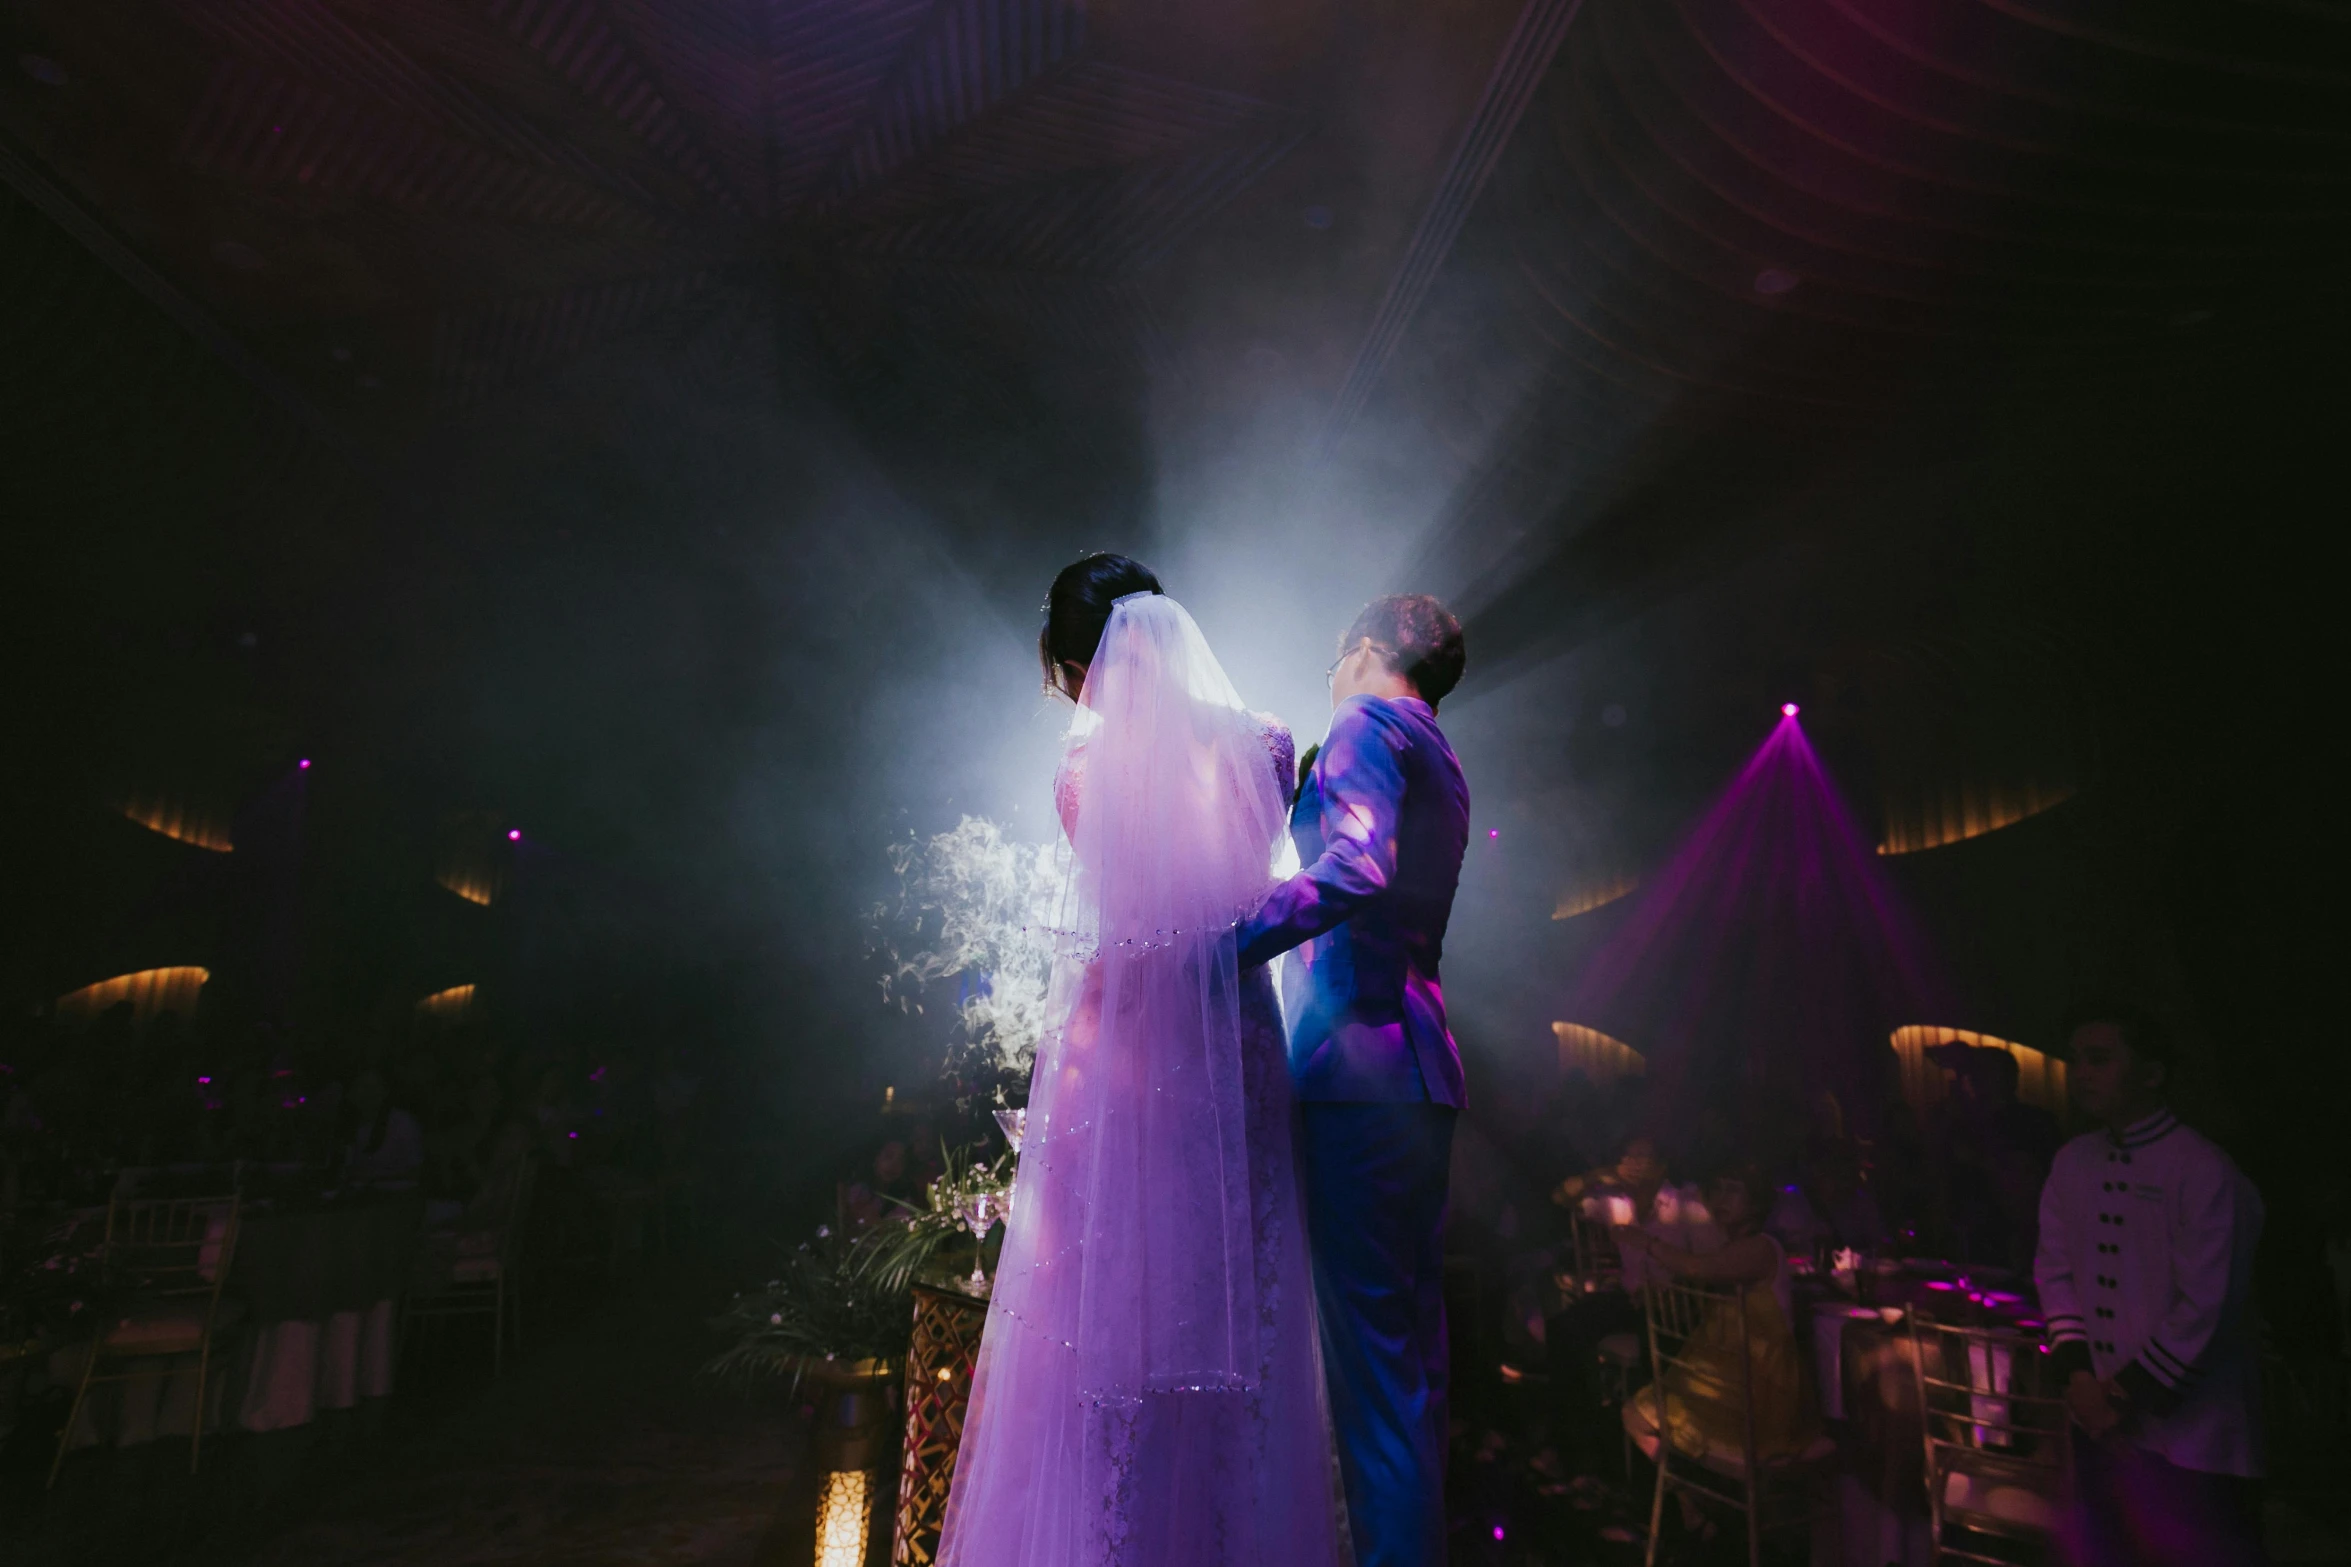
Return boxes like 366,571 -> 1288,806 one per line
1780,702 -> 1799,718
298,758 -> 312,769
507,829 -> 522,842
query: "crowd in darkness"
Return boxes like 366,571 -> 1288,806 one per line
1424,1014 -> 2351,1566
1489,1038 -> 2066,1287
1439,1039 -> 2117,1477
0,997 -> 708,1247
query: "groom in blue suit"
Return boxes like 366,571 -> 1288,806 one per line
1240,595 -> 1471,1567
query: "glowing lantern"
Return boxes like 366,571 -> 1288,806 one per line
1889,1025 -> 2069,1118
55,967 -> 210,1025
1552,1022 -> 1644,1089
805,1359 -> 892,1567
814,1470 -> 870,1567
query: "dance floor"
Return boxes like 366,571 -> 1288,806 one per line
7,1247 -> 2344,1566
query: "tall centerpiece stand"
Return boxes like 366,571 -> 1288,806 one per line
888,1106 -> 1022,1565
888,1274 -> 990,1565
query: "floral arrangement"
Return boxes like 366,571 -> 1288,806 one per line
709,1147 -> 1019,1390
923,1145 -> 1017,1227
871,815 -> 1060,1111
706,1218 -> 955,1392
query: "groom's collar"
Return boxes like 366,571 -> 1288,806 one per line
1333,692 -> 1436,726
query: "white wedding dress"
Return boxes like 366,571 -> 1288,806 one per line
937,594 -> 1343,1567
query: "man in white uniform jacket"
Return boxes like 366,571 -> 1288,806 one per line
2034,1002 -> 2266,1566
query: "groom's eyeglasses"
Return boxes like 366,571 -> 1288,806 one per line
1326,641 -> 1393,686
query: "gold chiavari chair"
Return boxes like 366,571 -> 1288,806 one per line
1625,1277 -> 1837,1567
1558,1214 -> 1644,1475
48,1192 -> 242,1486
1566,1211 -> 1625,1296
1910,1318 -> 2070,1565
402,1156 -> 536,1377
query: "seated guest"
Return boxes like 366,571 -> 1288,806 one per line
839,1135 -> 917,1232
1545,1134 -> 1720,1475
414,1113 -> 536,1288
1554,1134 -> 1721,1281
1975,1047 -> 2061,1269
1768,1136 -> 1888,1258
340,1066 -> 424,1187
525,1063 -> 583,1163
430,1070 -> 507,1201
1935,1043 -> 2062,1269
1616,1163 -> 1821,1464
1551,1132 -> 1720,1231
2036,1002 -> 2263,1567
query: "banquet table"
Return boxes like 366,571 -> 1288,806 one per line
1796,1264 -> 2044,1567
230,1193 -> 423,1431
57,1193 -> 424,1450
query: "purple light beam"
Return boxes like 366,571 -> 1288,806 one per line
1565,713 -> 1948,1137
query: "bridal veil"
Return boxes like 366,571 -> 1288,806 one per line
937,593 -> 1341,1566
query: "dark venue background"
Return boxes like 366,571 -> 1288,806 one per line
0,0 -> 2344,1559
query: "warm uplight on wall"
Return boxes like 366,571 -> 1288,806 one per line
1553,1022 -> 1645,1089
416,984 -> 477,1024
1889,1025 -> 2069,1117
116,792 -> 234,852
435,869 -> 498,906
813,1470 -> 870,1567
435,841 -> 507,906
1552,874 -> 1638,920
56,967 -> 211,1025
1878,780 -> 2074,855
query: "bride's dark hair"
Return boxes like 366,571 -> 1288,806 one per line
1040,552 -> 1161,698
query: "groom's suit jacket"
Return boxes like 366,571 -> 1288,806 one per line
1239,694 -> 1470,1106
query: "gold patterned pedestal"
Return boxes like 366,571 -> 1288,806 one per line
889,1277 -> 989,1566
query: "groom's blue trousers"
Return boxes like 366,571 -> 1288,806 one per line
1299,1102 -> 1456,1567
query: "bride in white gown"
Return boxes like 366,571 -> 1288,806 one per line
937,557 -> 1343,1567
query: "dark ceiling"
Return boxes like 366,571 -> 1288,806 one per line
1,0 -> 2344,1076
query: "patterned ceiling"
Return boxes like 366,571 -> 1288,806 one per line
3,0 -> 1322,422
5,0 -> 2344,556
1368,0 -> 2351,672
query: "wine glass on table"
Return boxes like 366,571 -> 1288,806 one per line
957,1190 -> 999,1291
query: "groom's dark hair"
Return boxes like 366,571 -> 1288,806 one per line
1344,595 -> 1465,710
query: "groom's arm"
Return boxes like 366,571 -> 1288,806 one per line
1238,699 -> 1404,967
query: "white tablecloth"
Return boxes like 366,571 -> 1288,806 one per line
56,1297 -> 397,1448
1813,1303 -> 1887,1421
1808,1301 -> 1933,1567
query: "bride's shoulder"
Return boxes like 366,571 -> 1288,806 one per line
1248,710 -> 1296,792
